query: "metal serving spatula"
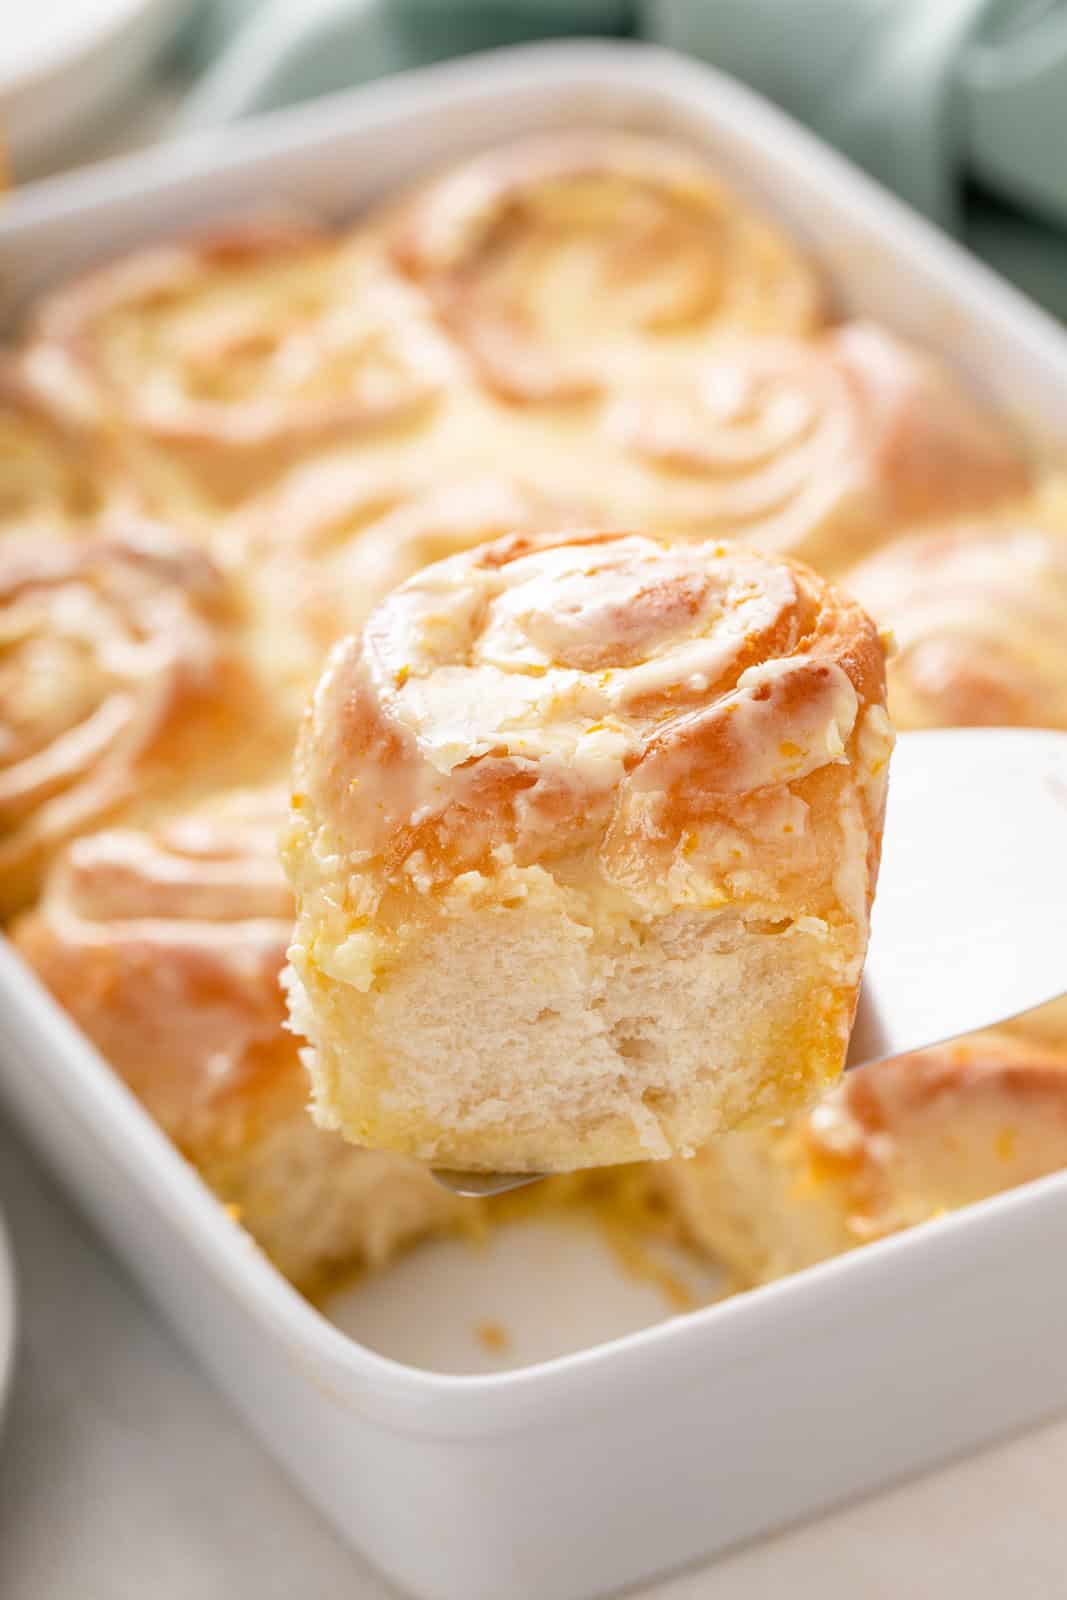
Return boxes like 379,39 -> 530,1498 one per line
435,728 -> 1067,1198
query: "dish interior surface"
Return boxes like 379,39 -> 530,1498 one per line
330,1219 -> 722,1373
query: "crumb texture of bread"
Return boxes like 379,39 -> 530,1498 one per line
664,1033 -> 1067,1288
284,529 -> 893,1172
13,788 -> 462,1294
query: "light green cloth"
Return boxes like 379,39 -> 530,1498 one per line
171,0 -> 1067,319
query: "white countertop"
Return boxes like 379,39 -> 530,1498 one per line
2,1109 -> 1067,1600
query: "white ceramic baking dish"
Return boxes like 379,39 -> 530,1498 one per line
2,42 -> 1067,1600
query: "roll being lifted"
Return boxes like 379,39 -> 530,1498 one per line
283,528 -> 893,1173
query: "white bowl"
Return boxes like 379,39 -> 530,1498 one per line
2,0 -> 194,177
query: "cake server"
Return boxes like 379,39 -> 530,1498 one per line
436,726 -> 1067,1196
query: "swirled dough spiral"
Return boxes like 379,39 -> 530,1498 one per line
231,456 -> 589,699
600,322 -> 1030,567
390,133 -> 824,405
20,222 -> 458,512
283,528 -> 893,1172
0,523 -> 268,914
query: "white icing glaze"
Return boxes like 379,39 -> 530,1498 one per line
361,535 -> 812,792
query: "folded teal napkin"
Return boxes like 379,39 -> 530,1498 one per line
174,0 -> 1067,320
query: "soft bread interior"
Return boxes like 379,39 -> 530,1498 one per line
291,882 -> 862,1172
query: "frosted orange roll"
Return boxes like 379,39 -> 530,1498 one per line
20,221 -> 455,509
389,133 -> 824,406
283,530 -> 893,1173
845,519 -> 1067,730
0,523 -> 268,917
14,788 -> 464,1294
602,322 -> 1030,570
663,1032 -> 1067,1289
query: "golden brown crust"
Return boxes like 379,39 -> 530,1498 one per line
800,1034 -> 1067,1240
600,322 -> 1030,565
295,530 -> 888,899
12,788 -> 295,1157
0,524 -> 270,915
13,790 -> 465,1291
20,222 -> 456,504
845,519 -> 1067,729
665,1031 -> 1067,1288
389,133 -> 825,405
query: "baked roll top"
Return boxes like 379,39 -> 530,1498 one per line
846,520 -> 1067,729
20,222 -> 456,506
602,322 -> 1029,567
15,789 -> 295,1148
0,524 -> 263,914
390,133 -> 824,405
230,458 -> 585,702
665,1032 -> 1067,1288
0,356 -> 137,540
13,788 -> 462,1292
284,530 -> 893,1172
